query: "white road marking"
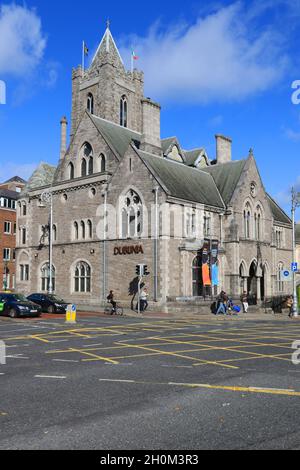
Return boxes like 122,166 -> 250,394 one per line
6,355 -> 29,360
35,375 -> 66,379
50,340 -> 69,343
52,359 -> 79,363
99,379 -> 135,383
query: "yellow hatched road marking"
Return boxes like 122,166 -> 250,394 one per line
150,336 -> 292,364
115,342 -> 239,369
69,348 -> 119,364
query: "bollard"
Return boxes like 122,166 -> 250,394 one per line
65,304 -> 77,324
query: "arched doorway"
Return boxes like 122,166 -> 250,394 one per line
260,265 -> 265,301
192,255 -> 203,297
248,261 -> 257,305
239,262 -> 247,294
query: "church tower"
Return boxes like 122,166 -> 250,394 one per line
70,23 -> 145,138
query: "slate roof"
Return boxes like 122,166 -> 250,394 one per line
161,137 -> 179,155
184,149 -> 205,167
90,115 -> 142,158
23,163 -> 56,193
0,189 -> 18,199
2,176 -> 26,185
138,150 -> 225,208
267,194 -> 291,225
296,224 -> 300,244
202,160 -> 247,205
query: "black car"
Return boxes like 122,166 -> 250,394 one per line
0,293 -> 42,318
27,294 -> 68,314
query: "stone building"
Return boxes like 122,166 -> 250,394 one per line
16,25 -> 293,309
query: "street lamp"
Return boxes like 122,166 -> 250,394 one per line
292,188 -> 300,317
41,191 -> 53,295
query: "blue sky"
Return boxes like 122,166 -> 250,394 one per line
0,0 -> 300,216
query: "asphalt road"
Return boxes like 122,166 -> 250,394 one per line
0,315 -> 300,450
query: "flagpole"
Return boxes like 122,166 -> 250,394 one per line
82,41 -> 85,73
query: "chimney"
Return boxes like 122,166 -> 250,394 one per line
60,116 -> 68,160
140,98 -> 162,156
215,134 -> 232,164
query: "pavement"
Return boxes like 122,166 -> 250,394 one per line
1,313 -> 300,450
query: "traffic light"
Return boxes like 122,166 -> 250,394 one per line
136,264 -> 150,277
143,265 -> 150,276
136,265 -> 142,276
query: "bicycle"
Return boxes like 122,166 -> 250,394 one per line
104,303 -> 124,316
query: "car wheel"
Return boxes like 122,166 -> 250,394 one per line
47,305 -> 55,314
9,308 -> 17,319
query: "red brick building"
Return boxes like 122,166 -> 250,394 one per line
0,177 -> 26,291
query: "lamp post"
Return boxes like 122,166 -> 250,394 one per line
292,188 -> 300,317
41,191 -> 53,295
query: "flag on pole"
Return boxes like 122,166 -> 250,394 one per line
131,49 -> 139,73
132,50 -> 139,61
82,41 -> 89,72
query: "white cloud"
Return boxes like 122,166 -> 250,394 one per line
120,2 -> 289,104
0,4 -> 46,77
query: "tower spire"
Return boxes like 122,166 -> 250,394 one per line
106,18 -> 110,30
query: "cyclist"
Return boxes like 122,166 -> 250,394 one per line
107,290 -> 117,315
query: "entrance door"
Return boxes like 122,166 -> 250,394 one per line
260,267 -> 265,301
192,256 -> 203,297
248,261 -> 257,305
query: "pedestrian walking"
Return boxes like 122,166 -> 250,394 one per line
286,296 -> 294,318
241,291 -> 249,313
140,288 -> 149,313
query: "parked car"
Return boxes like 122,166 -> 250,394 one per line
0,293 -> 42,318
27,294 -> 68,314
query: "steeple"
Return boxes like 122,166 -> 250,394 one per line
89,22 -> 124,73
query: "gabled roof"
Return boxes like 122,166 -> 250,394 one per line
267,194 -> 291,225
138,150 -> 225,209
2,176 -> 26,185
161,137 -> 180,155
296,224 -> 300,244
184,149 -> 205,167
202,160 -> 247,205
23,163 -> 56,193
90,115 -> 141,158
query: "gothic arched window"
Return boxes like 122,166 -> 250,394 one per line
74,262 -> 91,293
74,222 -> 79,240
68,162 -> 75,180
255,205 -> 263,241
88,156 -> 94,175
244,203 -> 252,239
121,189 -> 143,238
87,93 -> 94,114
81,221 -> 86,240
100,154 -> 106,173
87,220 -> 92,239
81,159 -> 87,177
120,95 -> 128,128
81,143 -> 93,177
41,263 -> 56,292
277,262 -> 284,293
